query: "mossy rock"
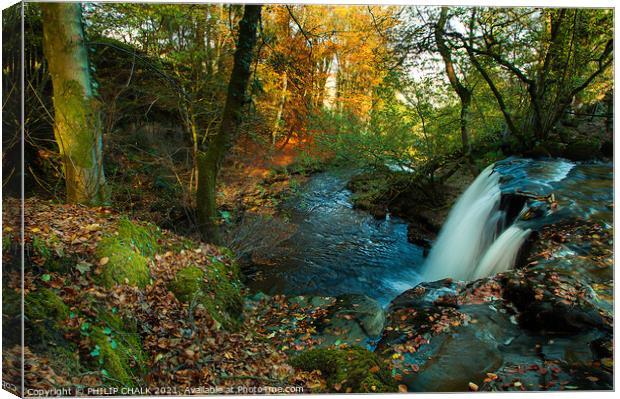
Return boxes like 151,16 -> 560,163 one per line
25,288 -> 69,322
96,237 -> 150,288
89,324 -> 144,387
290,347 -> 398,393
168,265 -> 204,302
94,218 -> 161,288
29,234 -> 74,273
115,217 -> 161,257
168,262 -> 243,330
24,288 -> 71,348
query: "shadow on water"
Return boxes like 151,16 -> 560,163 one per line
246,169 -> 424,306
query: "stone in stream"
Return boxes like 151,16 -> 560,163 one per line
376,280 -> 511,392
312,294 -> 386,347
500,269 -> 609,334
374,268 -> 613,392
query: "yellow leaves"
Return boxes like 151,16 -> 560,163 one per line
84,223 -> 101,232
468,382 -> 479,391
483,372 -> 498,383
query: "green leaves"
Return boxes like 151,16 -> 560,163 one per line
90,345 -> 101,357
76,261 -> 92,274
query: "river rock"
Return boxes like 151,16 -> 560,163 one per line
500,269 -> 609,334
312,294 -> 386,347
376,279 -> 514,392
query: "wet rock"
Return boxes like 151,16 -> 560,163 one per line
377,280 -> 516,392
313,294 -> 386,347
500,269 -> 609,334
389,279 -> 461,312
402,322 -> 504,392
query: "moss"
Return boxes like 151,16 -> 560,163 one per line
30,233 -> 74,273
24,288 -> 70,348
290,347 -> 398,393
92,211 -> 162,288
90,325 -> 143,387
2,286 -> 20,319
25,288 -> 69,322
116,217 -> 161,257
3,232 -> 15,253
168,261 -> 243,330
96,237 -> 150,288
168,265 -> 205,302
205,261 -> 243,328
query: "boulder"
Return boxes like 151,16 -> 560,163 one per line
313,294 -> 386,347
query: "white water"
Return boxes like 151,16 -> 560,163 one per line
422,164 -> 531,281
470,225 -> 531,280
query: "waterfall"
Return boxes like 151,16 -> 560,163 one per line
422,164 -> 530,281
470,225 -> 531,280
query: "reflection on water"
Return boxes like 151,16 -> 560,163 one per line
246,170 -> 424,306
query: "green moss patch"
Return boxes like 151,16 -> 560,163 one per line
2,286 -> 20,319
96,237 -> 150,288
168,265 -> 204,302
290,347 -> 398,393
95,218 -> 159,288
116,217 -> 161,257
25,288 -> 69,322
168,261 -> 243,330
89,317 -> 145,387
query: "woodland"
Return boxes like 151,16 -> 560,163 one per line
1,2 -> 614,394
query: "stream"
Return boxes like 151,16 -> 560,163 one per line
244,158 -> 613,391
247,169 -> 425,306
247,159 -> 612,307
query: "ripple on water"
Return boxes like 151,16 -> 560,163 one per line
247,170 -> 425,306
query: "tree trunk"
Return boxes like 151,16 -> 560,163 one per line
196,4 -> 262,242
435,7 -> 472,153
41,3 -> 107,205
272,72 -> 288,146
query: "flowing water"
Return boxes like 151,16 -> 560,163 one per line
247,158 -> 612,305
246,170 -> 424,306
423,157 -> 612,282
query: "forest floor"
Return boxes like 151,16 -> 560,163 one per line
4,189 -> 612,393
2,197 -> 398,394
